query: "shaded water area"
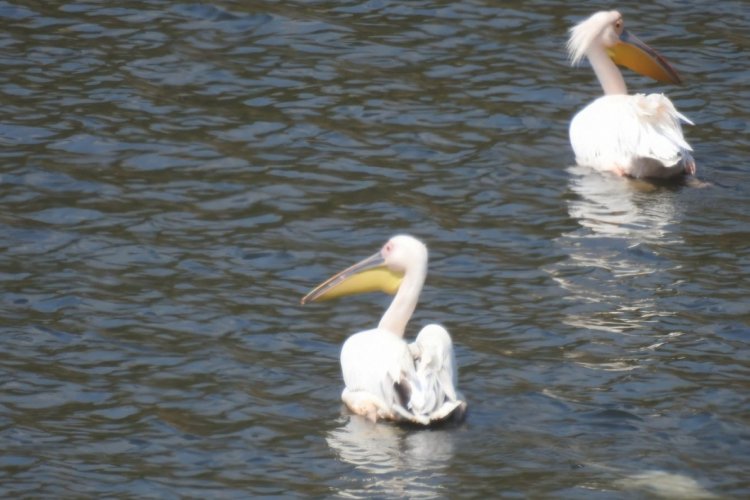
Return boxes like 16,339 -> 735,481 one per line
1,0 -> 749,497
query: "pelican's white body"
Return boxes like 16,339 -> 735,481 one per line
570,93 -> 695,178
341,324 -> 465,425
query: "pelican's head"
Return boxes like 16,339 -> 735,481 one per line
301,234 -> 427,304
567,10 -> 682,84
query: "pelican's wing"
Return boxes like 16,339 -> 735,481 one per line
405,324 -> 466,424
627,93 -> 694,175
570,94 -> 694,177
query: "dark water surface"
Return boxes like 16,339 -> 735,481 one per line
1,0 -> 749,497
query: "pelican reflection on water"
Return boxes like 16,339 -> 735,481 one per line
326,416 -> 457,497
568,10 -> 695,180
301,235 -> 466,425
545,165 -> 683,339
565,165 -> 682,243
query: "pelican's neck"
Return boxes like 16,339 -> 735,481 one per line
377,264 -> 426,338
588,46 -> 627,95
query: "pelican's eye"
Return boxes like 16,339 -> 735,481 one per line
382,241 -> 394,258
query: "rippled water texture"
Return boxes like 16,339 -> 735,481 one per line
1,1 -> 749,497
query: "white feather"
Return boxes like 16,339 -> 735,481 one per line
567,11 -> 618,66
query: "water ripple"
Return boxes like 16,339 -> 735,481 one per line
0,0 -> 748,498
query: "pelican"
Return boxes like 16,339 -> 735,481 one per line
301,234 -> 467,425
568,11 -> 695,179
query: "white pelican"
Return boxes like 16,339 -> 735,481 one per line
301,234 -> 466,425
568,11 -> 695,179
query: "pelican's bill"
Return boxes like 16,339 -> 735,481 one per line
608,30 -> 682,84
301,251 -> 403,304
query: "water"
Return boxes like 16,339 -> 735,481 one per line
1,1 -> 748,497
